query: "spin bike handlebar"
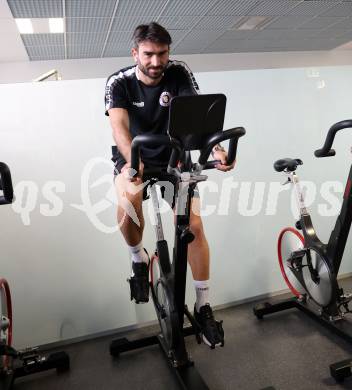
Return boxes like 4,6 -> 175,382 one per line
314,119 -> 352,158
130,127 -> 246,177
0,162 -> 14,205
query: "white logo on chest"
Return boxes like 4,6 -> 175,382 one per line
132,101 -> 144,107
159,91 -> 171,107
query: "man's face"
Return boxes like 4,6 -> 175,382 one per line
132,41 -> 169,80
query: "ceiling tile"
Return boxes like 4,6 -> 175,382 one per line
329,17 -> 352,29
207,0 -> 258,16
161,0 -> 216,16
202,38 -> 339,53
174,44 -> 212,54
26,45 -> 65,59
319,2 -> 352,17
7,0 -> 62,18
115,0 -> 168,17
29,55 -> 64,61
286,1 -> 340,16
103,46 -> 131,57
205,39 -> 286,51
299,16 -> 346,29
106,30 -> 133,46
66,17 -> 111,33
22,33 -> 64,46
180,29 -> 225,43
252,29 -> 319,40
248,1 -> 301,16
217,30 -> 258,40
158,16 -> 203,30
111,15 -> 159,31
168,29 -> 189,44
67,45 -> 102,58
66,0 -> 116,17
194,15 -> 242,30
312,27 -> 352,38
264,15 -> 314,29
66,33 -> 107,46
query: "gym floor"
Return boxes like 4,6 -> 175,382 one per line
13,279 -> 352,390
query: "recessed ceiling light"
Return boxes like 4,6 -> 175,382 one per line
49,18 -> 64,33
235,16 -> 268,30
15,18 -> 33,34
15,18 -> 64,34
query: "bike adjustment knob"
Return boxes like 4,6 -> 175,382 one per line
180,228 -> 195,243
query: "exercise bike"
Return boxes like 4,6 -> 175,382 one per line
253,119 -> 352,382
0,162 -> 70,389
109,94 -> 246,389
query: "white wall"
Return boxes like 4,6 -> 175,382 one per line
1,49 -> 352,84
1,65 -> 352,349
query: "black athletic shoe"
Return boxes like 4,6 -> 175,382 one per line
194,303 -> 224,349
128,251 -> 150,304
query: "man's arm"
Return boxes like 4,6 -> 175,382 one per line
108,108 -> 132,163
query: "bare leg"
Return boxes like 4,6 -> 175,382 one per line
186,198 -> 210,281
115,174 -> 145,245
115,173 -> 150,303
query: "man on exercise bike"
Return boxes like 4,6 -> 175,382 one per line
105,22 -> 235,348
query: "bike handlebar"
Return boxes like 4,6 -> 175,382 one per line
0,162 -> 14,205
198,127 -> 246,166
314,119 -> 352,158
130,135 -> 182,176
130,127 -> 246,177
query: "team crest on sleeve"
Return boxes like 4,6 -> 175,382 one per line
159,91 -> 172,107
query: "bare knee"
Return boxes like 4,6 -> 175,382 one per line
115,174 -> 144,224
115,173 -> 144,201
190,215 -> 204,238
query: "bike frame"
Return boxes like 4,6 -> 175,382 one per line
109,95 -> 246,390
254,119 -> 352,382
149,174 -> 200,366
327,164 -> 352,273
288,163 -> 352,276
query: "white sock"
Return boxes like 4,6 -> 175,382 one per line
194,280 -> 210,312
128,241 -> 149,265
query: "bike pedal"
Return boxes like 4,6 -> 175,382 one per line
330,315 -> 344,322
215,320 -> 225,348
341,293 -> 352,301
290,249 -> 306,260
18,347 -> 39,358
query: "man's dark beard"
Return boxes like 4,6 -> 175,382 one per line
138,63 -> 165,80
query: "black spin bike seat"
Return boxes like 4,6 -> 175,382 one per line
274,158 -> 303,172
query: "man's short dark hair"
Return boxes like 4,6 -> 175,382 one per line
132,22 -> 172,48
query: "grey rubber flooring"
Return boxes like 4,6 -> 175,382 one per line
11,280 -> 352,390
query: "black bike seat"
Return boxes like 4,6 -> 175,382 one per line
274,158 -> 303,172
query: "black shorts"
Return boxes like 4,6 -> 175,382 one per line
112,157 -> 199,209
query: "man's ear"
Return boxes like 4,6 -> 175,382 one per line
131,47 -> 138,62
